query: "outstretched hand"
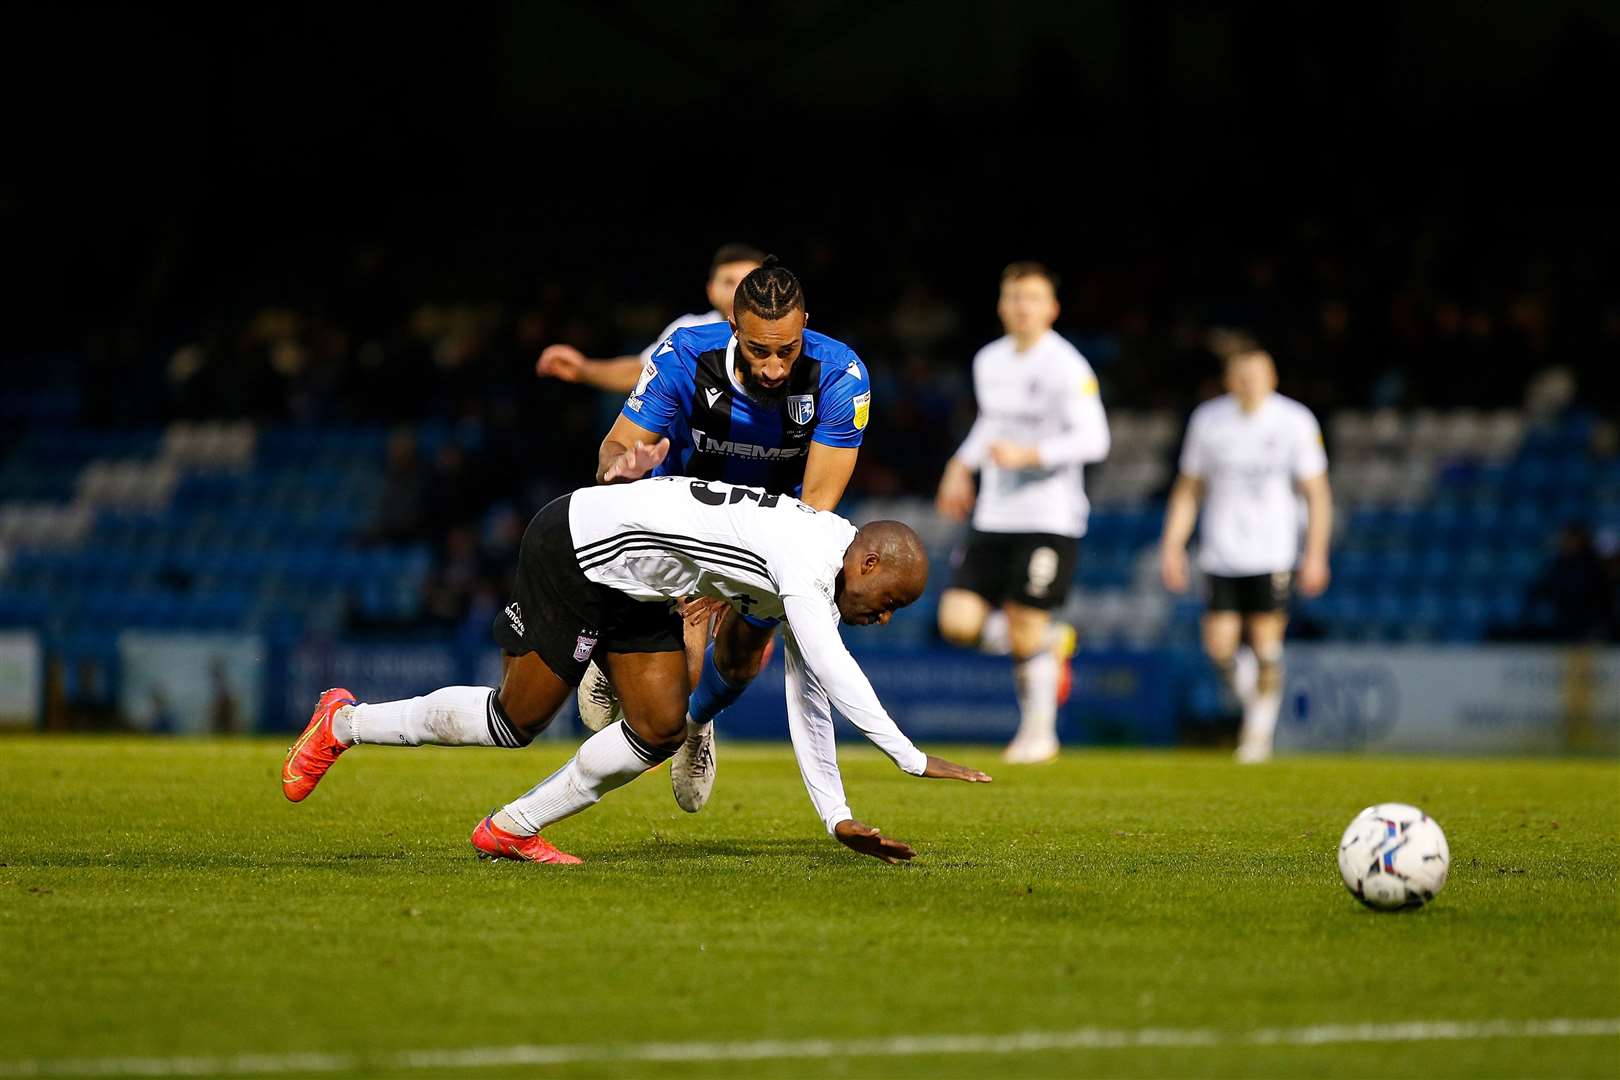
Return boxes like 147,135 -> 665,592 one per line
602,437 -> 670,482
536,344 -> 588,381
834,819 -> 917,864
922,755 -> 993,783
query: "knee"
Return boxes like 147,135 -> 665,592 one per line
625,708 -> 686,749
938,602 -> 982,648
1007,623 -> 1047,661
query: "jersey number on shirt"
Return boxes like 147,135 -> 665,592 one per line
688,480 -> 781,509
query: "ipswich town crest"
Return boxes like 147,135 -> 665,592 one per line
787,394 -> 815,425
573,630 -> 599,662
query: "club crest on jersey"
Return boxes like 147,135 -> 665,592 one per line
573,630 -> 599,663
787,394 -> 815,425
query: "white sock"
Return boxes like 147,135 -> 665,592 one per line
978,611 -> 1012,655
1233,647 -> 1259,707
346,687 -> 528,747
1012,651 -> 1059,743
980,613 -> 1070,657
1241,689 -> 1283,752
500,721 -> 672,835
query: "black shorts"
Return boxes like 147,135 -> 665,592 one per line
491,494 -> 684,686
949,530 -> 1078,611
1206,571 -> 1293,615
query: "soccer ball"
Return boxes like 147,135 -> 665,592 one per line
1337,803 -> 1450,910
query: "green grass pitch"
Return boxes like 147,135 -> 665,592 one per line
1,737 -> 1616,1078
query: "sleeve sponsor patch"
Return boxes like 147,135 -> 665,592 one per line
631,360 -> 658,399
1079,374 -> 1099,397
852,390 -> 871,430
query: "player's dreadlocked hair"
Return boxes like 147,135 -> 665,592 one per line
732,255 -> 805,322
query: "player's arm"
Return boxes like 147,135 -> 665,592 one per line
989,364 -> 1110,469
782,595 -> 989,782
597,414 -> 669,484
1293,412 -> 1333,597
1159,474 -> 1204,593
936,417 -> 988,521
801,444 -> 858,511
780,611 -> 989,864
1296,471 -> 1333,597
802,362 -> 870,511
536,347 -> 647,393
597,350 -> 687,483
1160,410 -> 1207,593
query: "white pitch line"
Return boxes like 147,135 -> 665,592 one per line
2,1018 -> 1616,1077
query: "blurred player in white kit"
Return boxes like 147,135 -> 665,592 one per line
1159,346 -> 1333,762
935,263 -> 1111,763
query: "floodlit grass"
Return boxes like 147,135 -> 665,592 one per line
1,737 -> 1616,1078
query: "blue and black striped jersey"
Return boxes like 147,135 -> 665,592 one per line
621,322 -> 871,496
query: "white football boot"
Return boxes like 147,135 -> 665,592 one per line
576,661 -> 623,733
1002,732 -> 1060,764
670,720 -> 716,812
1233,741 -> 1273,764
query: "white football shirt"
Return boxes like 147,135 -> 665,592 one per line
637,310 -> 724,363
953,332 -> 1110,537
1178,393 -> 1328,577
567,476 -> 928,831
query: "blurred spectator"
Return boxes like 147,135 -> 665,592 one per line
367,430 -> 430,544
1524,525 -> 1618,642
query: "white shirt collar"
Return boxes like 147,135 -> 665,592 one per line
724,335 -> 753,400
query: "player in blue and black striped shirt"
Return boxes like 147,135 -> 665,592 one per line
588,259 -> 873,811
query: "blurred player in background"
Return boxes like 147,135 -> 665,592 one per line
1159,345 -> 1333,763
535,244 -> 765,394
935,263 -> 1110,763
572,258 -> 872,810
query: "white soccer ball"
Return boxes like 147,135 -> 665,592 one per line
1337,803 -> 1450,910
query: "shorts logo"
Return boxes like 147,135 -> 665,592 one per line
504,603 -> 526,637
787,394 -> 815,425
573,630 -> 599,663
1026,546 -> 1060,599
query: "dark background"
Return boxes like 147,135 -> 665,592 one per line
6,3 -> 1613,414
4,2 -> 1619,728
5,2 -> 1617,494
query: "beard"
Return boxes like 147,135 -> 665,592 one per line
737,362 -> 792,405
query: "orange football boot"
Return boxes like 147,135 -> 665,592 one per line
470,816 -> 582,864
1053,622 -> 1078,706
281,687 -> 357,802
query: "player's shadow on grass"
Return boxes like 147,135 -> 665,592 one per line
586,837 -> 841,864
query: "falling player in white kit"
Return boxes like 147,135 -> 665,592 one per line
281,476 -> 991,863
535,244 -> 764,394
1159,347 -> 1333,763
934,263 -> 1111,764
